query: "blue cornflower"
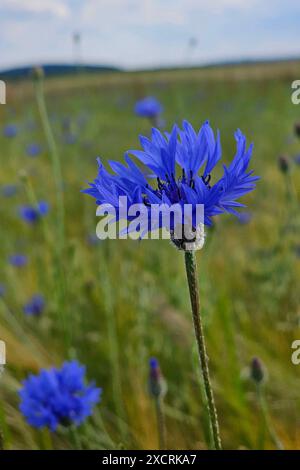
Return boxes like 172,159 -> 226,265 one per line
19,361 -> 101,431
38,201 -> 49,215
19,201 -> 49,224
2,184 -> 18,197
23,294 -> 45,316
3,124 -> 18,138
83,120 -> 259,246
135,97 -> 163,119
9,254 -> 28,267
26,143 -> 42,157
0,284 -> 5,297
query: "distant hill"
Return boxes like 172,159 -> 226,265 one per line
145,56 -> 300,73
1,56 -> 299,81
0,64 -> 121,80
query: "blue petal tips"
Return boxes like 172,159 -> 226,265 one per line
83,120 -> 259,234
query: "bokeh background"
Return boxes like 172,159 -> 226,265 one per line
0,0 -> 300,450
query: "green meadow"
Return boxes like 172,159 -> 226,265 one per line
0,60 -> 300,449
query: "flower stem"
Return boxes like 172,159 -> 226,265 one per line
184,250 -> 222,450
0,425 -> 3,450
154,396 -> 166,450
34,75 -> 65,244
256,384 -> 284,450
34,73 -> 70,351
69,426 -> 82,450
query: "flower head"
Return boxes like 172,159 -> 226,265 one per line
26,143 -> 42,157
278,155 -> 290,173
148,358 -> 167,399
2,184 -> 18,197
19,201 -> 49,224
23,294 -> 45,316
135,97 -> 163,119
31,66 -> 44,81
19,360 -> 101,431
237,211 -> 252,225
3,124 -> 18,138
294,121 -> 300,138
83,121 -> 258,248
294,154 -> 300,165
9,254 -> 28,267
250,357 -> 266,384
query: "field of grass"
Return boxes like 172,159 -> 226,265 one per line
0,61 -> 300,450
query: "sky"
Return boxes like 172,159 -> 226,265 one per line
0,0 -> 299,71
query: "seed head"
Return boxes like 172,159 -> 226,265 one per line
278,155 -> 290,174
294,121 -> 300,138
250,357 -> 265,384
170,223 -> 205,251
31,66 -> 44,82
148,358 -> 167,399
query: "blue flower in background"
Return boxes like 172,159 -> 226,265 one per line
19,201 -> 49,224
294,154 -> 300,165
0,284 -> 5,297
135,97 -> 163,119
37,201 -> 49,215
3,124 -> 18,138
26,143 -> 42,157
23,294 -> 45,316
83,120 -> 259,238
61,116 -> 72,132
148,358 -> 166,398
237,212 -> 253,225
63,133 -> 77,145
77,112 -> 89,129
9,254 -> 28,267
86,233 -> 102,246
19,361 -> 101,431
2,184 -> 18,197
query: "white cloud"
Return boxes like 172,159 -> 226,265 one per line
80,0 -> 257,27
0,0 -> 299,70
1,0 -> 70,18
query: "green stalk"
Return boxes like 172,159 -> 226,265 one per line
34,71 -> 70,350
69,426 -> 82,450
0,381 -> 4,451
97,414 -> 116,449
39,428 -> 53,450
154,396 -> 166,450
256,384 -> 284,450
0,428 -> 3,451
184,251 -> 222,450
99,254 -> 126,441
34,73 -> 65,244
